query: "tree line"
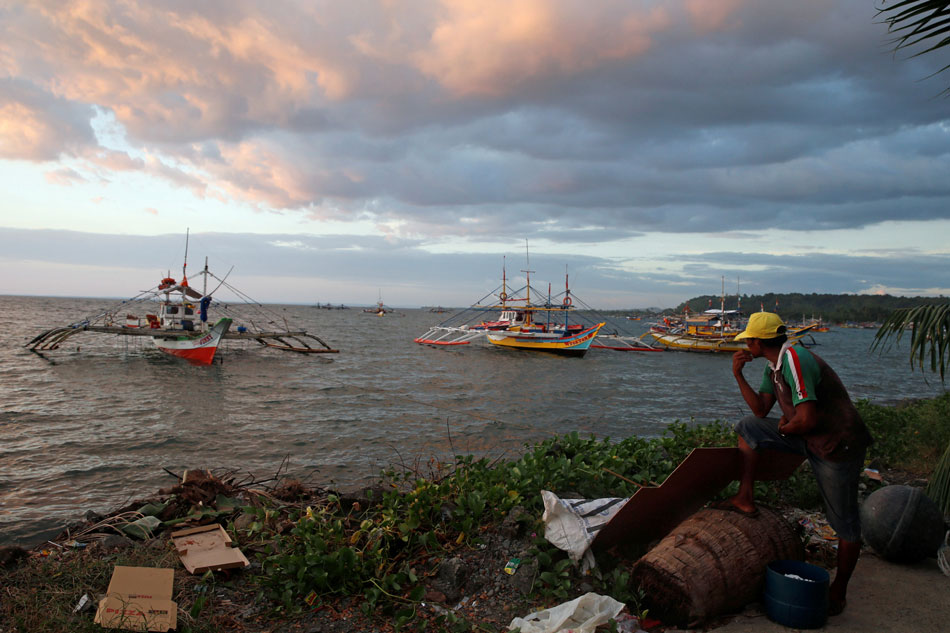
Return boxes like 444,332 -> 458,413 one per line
673,293 -> 948,324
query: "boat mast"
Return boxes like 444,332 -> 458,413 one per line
564,266 -> 570,329
521,239 -> 534,325
501,256 -> 507,307
720,276 -> 725,337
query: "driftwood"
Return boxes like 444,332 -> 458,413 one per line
631,506 -> 803,627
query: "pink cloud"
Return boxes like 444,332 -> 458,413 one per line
414,0 -> 671,96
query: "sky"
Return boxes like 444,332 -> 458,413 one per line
1,0 -> 949,309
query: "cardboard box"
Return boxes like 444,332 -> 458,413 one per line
94,566 -> 177,632
171,524 -> 250,574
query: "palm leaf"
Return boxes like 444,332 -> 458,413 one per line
878,1 -> 950,92
872,303 -> 950,381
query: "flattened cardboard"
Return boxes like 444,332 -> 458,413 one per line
592,447 -> 805,550
171,524 -> 250,574
94,566 -> 177,632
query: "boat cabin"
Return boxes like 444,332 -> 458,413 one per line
159,300 -> 200,331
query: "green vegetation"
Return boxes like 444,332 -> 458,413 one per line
3,395 -> 947,632
676,292 -> 947,324
873,302 -> 950,515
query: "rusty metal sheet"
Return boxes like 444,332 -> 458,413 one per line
591,447 -> 804,551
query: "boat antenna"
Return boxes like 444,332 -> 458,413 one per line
181,228 -> 190,287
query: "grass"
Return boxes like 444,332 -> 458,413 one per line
0,544 -> 225,633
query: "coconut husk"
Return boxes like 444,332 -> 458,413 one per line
632,506 -> 803,626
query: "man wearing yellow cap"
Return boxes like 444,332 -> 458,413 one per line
725,312 -> 872,616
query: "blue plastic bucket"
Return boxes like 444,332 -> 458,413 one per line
763,560 -> 829,629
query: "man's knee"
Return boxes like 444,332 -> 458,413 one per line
734,414 -> 765,437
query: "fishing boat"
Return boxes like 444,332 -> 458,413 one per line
645,320 -> 817,353
26,239 -> 339,365
363,291 -> 394,316
415,257 -> 655,356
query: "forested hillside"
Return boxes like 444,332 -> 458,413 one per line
674,293 -> 947,324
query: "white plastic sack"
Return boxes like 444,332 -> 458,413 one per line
541,490 -> 627,568
508,592 -> 625,633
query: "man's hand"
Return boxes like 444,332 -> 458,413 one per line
733,350 -> 753,376
778,415 -> 791,435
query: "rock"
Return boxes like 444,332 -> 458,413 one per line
233,512 -> 256,531
100,534 -> 135,550
508,558 -> 537,595
0,545 -> 28,569
499,505 -> 530,538
433,557 -> 469,602
338,485 -> 389,511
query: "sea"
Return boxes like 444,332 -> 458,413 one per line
1,295 -> 947,547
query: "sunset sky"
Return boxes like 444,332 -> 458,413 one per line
2,0 -> 949,308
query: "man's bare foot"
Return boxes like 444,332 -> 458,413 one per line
711,497 -> 759,517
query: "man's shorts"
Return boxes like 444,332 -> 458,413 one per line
735,415 -> 865,542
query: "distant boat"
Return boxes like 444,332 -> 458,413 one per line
363,290 -> 394,316
27,236 -> 339,365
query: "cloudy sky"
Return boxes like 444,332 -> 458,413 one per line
1,0 -> 949,308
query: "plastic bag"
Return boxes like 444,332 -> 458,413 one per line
541,490 -> 627,569
508,592 -> 625,633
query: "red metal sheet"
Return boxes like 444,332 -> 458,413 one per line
591,447 -> 805,551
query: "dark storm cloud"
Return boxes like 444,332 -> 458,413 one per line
2,1 -> 950,244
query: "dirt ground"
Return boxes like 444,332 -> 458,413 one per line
708,552 -> 949,633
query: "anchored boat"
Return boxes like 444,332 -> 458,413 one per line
26,242 -> 339,365
415,258 -> 656,357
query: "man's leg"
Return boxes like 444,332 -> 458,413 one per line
829,538 -> 860,614
726,416 -> 804,513
726,435 -> 759,514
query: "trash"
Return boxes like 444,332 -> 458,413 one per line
305,590 -> 319,606
508,592 -> 625,633
73,593 -> 92,613
504,557 -> 521,575
171,524 -> 250,574
120,515 -> 162,539
541,491 -> 626,570
94,566 -> 177,631
863,468 -> 883,482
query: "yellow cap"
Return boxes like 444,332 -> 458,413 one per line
734,312 -> 786,340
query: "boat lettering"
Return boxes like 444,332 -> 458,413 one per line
199,333 -> 213,345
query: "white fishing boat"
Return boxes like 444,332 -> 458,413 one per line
26,236 -> 339,365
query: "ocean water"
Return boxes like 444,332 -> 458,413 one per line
1,295 -> 946,546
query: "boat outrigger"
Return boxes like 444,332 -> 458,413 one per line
415,258 -> 659,357
26,241 -> 339,365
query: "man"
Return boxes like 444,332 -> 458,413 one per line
724,312 -> 873,616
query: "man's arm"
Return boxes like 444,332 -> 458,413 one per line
732,350 -> 775,417
778,400 -> 818,435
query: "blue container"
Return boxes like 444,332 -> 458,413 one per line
763,560 -> 829,629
